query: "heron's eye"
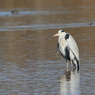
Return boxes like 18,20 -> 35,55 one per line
61,30 -> 64,32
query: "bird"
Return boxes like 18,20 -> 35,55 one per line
53,30 -> 80,71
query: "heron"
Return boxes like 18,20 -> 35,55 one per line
53,30 -> 80,71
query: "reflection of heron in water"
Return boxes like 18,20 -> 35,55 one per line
60,69 -> 81,95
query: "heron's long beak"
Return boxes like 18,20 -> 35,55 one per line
53,33 -> 59,37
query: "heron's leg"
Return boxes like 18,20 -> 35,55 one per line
66,63 -> 69,71
66,62 -> 68,68
66,60 -> 68,71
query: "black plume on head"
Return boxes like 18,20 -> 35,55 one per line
61,30 -> 65,32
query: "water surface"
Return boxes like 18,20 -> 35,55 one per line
0,0 -> 95,95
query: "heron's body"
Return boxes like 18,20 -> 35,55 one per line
53,30 -> 80,71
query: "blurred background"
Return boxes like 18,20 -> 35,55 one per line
0,0 -> 95,95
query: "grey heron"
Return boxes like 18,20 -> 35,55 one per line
53,30 -> 80,71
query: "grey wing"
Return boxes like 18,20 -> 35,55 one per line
66,34 -> 79,61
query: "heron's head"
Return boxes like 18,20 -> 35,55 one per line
53,30 -> 65,37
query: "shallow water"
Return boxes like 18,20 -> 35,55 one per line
0,1 -> 95,95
